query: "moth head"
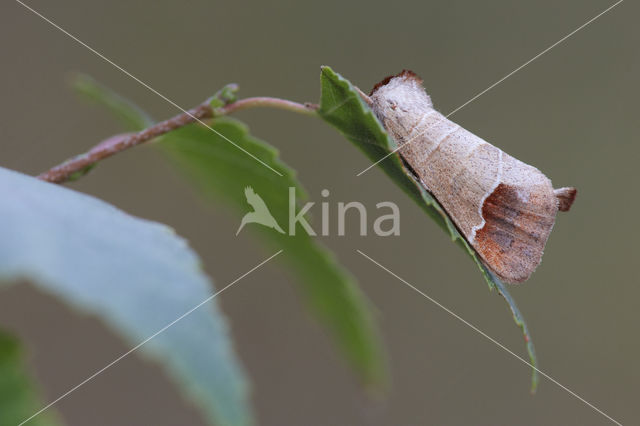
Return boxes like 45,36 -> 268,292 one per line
370,70 -> 433,121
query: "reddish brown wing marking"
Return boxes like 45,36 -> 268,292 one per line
474,183 -> 557,283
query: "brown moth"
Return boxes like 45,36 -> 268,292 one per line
370,70 -> 577,283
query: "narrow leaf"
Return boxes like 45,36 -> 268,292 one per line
0,167 -> 251,426
318,66 -> 538,391
159,119 -> 387,387
0,331 -> 61,426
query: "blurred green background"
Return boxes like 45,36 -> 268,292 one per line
0,0 -> 637,424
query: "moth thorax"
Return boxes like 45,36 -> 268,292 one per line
370,72 -> 433,123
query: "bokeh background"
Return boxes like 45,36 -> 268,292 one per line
1,0 -> 638,424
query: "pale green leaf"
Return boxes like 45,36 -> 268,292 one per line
0,166 -> 251,426
318,66 -> 538,391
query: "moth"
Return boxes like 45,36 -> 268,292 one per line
370,70 -> 576,283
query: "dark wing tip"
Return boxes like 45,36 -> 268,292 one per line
554,187 -> 577,212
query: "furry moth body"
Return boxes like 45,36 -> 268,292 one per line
370,71 -> 576,283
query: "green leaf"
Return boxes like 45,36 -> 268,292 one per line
0,167 -> 251,426
159,119 -> 387,387
318,66 -> 538,391
71,74 -> 387,388
73,74 -> 154,131
0,331 -> 61,426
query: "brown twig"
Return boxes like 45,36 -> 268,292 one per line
38,97 -> 318,184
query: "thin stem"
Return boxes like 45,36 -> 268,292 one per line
218,97 -> 318,116
37,96 -> 317,184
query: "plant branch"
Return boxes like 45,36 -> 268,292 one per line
37,96 -> 318,184
218,97 -> 318,116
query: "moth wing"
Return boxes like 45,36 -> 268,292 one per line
473,155 -> 558,283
